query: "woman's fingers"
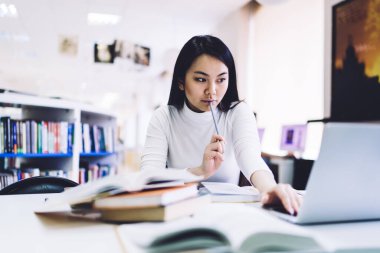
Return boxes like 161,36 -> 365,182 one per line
201,134 -> 226,178
204,150 -> 224,161
209,134 -> 225,143
261,184 -> 302,215
207,139 -> 225,154
274,185 -> 294,215
284,185 -> 298,214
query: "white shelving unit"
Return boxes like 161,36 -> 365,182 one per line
0,91 -> 117,183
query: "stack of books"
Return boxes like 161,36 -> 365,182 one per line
35,169 -> 210,222
93,184 -> 209,222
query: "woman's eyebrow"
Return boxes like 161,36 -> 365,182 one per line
193,71 -> 228,76
194,71 -> 209,76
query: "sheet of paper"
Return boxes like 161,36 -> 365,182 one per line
201,182 -> 259,195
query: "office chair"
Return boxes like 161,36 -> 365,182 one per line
0,176 -> 79,195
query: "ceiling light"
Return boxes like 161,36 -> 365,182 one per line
0,3 -> 18,18
87,12 -> 121,26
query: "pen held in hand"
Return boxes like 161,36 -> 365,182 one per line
209,103 -> 219,135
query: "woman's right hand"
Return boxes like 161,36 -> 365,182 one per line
188,134 -> 225,178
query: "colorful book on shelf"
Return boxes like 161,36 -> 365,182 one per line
200,182 -> 261,203
117,204 -> 328,253
12,119 -> 17,153
0,118 -> 74,155
67,123 -> 74,153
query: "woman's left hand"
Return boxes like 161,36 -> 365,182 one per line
261,184 -> 302,215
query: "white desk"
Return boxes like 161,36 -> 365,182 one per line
0,194 -> 123,253
1,195 -> 380,253
310,221 -> 380,250
247,203 -> 380,251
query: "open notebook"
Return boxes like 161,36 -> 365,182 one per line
266,123 -> 380,224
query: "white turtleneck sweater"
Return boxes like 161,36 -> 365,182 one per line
140,102 -> 271,184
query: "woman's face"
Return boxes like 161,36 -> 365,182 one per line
180,54 -> 229,112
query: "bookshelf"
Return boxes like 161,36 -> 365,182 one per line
0,91 -> 117,187
78,109 -> 117,184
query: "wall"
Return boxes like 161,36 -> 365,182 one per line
250,0 -> 325,159
124,0 -> 326,166
212,2 -> 253,99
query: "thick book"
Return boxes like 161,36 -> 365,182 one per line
200,182 -> 261,203
99,194 -> 211,222
117,204 -> 329,253
34,168 -> 203,212
93,183 -> 198,209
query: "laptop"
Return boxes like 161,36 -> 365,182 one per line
265,123 -> 380,224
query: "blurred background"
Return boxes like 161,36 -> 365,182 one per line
0,0 -> 325,170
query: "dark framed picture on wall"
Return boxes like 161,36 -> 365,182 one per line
94,41 -> 116,64
331,0 -> 380,121
134,44 -> 150,66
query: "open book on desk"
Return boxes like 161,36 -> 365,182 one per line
35,168 -> 203,212
117,204 -> 331,253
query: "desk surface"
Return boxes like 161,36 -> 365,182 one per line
0,194 -> 123,253
310,220 -> 380,250
1,194 -> 380,253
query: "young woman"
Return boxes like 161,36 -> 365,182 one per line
141,35 -> 301,215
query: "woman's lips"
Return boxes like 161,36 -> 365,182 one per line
201,99 -> 217,104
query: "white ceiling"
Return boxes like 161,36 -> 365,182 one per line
0,0 -> 250,115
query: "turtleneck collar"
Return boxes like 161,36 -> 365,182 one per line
181,101 -> 220,125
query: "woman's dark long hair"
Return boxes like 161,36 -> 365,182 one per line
167,35 -> 240,112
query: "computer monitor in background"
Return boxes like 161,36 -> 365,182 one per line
258,128 -> 265,143
280,124 -> 307,153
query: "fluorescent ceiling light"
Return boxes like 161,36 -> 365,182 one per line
0,3 -> 18,18
87,12 -> 121,26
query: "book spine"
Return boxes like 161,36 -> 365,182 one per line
67,123 -> 73,154
61,122 -> 68,153
99,127 -> 105,152
54,122 -> 59,153
89,124 -> 95,152
42,121 -> 48,154
17,121 -> 21,153
6,117 -> 11,153
0,121 -> 3,153
12,120 -> 17,154
49,122 -> 53,153
38,121 -> 43,153
22,121 -> 26,154
31,120 -> 37,154
0,118 -> 4,153
81,123 -> 84,153
25,121 -> 30,154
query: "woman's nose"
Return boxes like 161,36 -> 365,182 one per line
206,82 -> 216,96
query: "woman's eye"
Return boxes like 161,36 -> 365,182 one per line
194,77 -> 206,82
217,78 -> 226,83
